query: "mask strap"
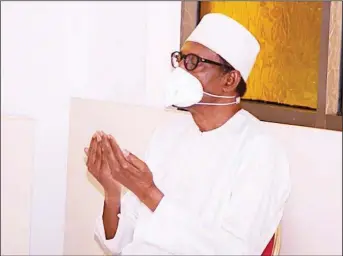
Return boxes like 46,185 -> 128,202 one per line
203,91 -> 236,99
197,97 -> 241,106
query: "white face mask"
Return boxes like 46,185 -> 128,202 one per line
164,67 -> 241,108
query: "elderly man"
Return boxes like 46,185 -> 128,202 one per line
85,13 -> 291,255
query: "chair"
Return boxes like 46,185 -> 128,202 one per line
261,226 -> 281,256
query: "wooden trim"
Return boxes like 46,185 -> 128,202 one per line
316,2 -> 331,128
241,101 -> 317,128
339,1 -> 342,117
326,115 -> 342,131
325,1 -> 342,115
242,100 -> 342,131
180,1 -> 199,48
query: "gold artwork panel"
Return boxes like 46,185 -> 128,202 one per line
200,1 -> 323,109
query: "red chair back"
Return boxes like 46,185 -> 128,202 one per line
261,235 -> 275,256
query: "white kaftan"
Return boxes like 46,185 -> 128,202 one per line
94,109 -> 291,255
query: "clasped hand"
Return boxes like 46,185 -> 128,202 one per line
85,131 -> 156,204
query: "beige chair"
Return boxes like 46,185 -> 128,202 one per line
272,226 -> 282,255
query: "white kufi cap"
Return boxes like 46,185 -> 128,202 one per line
186,13 -> 260,81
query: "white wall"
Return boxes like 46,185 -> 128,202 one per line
1,1 -> 181,254
1,116 -> 35,255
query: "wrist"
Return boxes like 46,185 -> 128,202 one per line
141,184 -> 164,212
104,190 -> 120,204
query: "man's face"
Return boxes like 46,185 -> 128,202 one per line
179,41 -> 241,106
179,41 -> 239,104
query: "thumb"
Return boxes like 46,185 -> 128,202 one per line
84,147 -> 89,156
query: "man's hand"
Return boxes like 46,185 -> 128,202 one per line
101,134 -> 164,211
85,131 -> 121,200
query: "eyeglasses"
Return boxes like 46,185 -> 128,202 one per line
171,51 -> 235,72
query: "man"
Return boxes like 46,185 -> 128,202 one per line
85,13 -> 291,255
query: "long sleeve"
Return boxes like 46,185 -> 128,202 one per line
94,131 -> 158,255
142,137 -> 291,255
94,191 -> 141,255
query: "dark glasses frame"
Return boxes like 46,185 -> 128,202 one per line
171,51 -> 235,72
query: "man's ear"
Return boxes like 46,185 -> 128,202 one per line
222,70 -> 241,93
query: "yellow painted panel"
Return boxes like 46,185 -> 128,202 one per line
200,2 -> 322,109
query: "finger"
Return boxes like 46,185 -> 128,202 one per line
84,147 -> 89,156
100,145 -> 106,170
95,142 -> 102,171
99,130 -> 107,140
94,131 -> 102,142
108,135 -> 128,169
88,133 -> 96,151
126,152 -> 146,170
90,135 -> 99,165
88,131 -> 100,152
86,137 -> 96,166
103,136 -> 119,171
91,142 -> 98,164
